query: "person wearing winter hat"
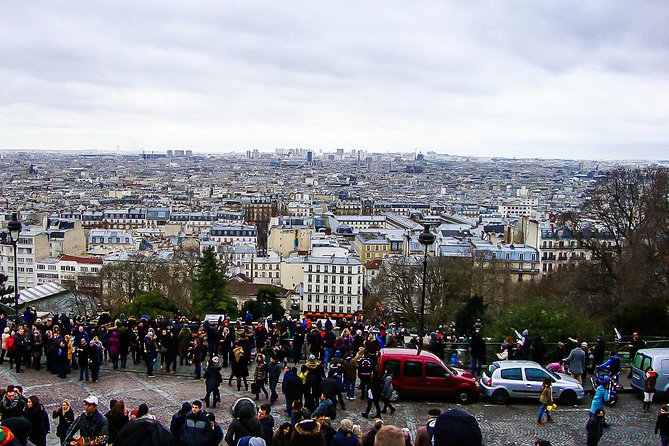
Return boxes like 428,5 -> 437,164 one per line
118,418 -> 177,446
289,419 -> 325,446
225,398 -> 263,446
431,409 -> 482,446
136,403 -> 156,420
0,426 -> 19,446
169,402 -> 191,446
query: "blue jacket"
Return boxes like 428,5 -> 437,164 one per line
590,385 -> 610,413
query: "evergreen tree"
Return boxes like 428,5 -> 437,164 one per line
191,248 -> 236,317
242,286 -> 285,320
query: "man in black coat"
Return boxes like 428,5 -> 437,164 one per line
469,332 -> 486,376
282,366 -> 303,414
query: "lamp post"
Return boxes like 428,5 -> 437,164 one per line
7,213 -> 22,325
418,224 -> 435,349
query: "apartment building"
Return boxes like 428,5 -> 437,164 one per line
35,255 -> 103,286
88,229 -> 136,255
209,224 -> 258,246
0,228 -> 50,291
301,256 -> 363,315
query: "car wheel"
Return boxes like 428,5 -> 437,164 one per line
491,389 -> 509,405
457,390 -> 472,404
559,390 -> 578,406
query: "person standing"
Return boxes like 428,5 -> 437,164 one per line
628,332 -> 646,378
24,395 -> 50,446
469,331 -> 486,376
655,405 -> 669,446
144,331 -> 158,377
64,395 -> 109,445
77,338 -> 90,382
52,400 -> 75,446
586,408 -> 605,446
563,342 -> 586,384
643,366 -> 659,412
537,378 -> 554,425
108,331 -> 121,370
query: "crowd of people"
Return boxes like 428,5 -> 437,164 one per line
0,307 -> 663,446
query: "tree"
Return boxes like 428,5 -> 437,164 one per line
242,286 -> 285,320
125,290 -> 173,320
562,165 -> 669,316
454,295 -> 488,335
0,273 -> 14,307
191,248 -> 236,317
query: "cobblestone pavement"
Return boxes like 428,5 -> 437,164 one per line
0,362 -> 657,446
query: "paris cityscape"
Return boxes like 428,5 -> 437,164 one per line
1,2 -> 668,446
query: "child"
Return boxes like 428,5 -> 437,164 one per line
537,378 -> 554,424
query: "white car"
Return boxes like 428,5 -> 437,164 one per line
480,360 -> 585,405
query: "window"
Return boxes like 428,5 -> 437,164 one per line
500,368 -> 522,380
426,362 -> 448,378
384,360 -> 401,376
525,368 -> 551,382
404,361 -> 422,377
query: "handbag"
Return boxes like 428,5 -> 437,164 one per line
251,382 -> 259,394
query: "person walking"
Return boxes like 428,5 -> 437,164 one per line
562,342 -> 585,384
537,378 -> 554,425
267,356 -> 283,404
204,358 -> 223,408
586,408 -> 605,446
643,366 -> 659,412
655,405 -> 669,446
52,399 -> 75,446
108,331 -> 121,370
361,371 -> 382,419
253,354 -> 270,401
379,368 -> 396,415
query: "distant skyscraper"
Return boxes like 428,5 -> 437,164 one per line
307,150 -> 313,163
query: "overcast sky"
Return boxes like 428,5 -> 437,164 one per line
1,1 -> 668,159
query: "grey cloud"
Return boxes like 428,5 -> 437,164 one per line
0,0 -> 667,158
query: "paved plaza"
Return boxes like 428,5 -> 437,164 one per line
0,362 -> 657,446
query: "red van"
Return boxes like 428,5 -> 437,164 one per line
377,348 -> 479,403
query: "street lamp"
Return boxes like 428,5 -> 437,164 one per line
7,213 -> 22,325
418,224 -> 435,349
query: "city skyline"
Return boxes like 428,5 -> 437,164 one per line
1,1 -> 668,160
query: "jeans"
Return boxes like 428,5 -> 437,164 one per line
91,369 -> 99,382
80,365 -> 90,381
661,435 -> 669,446
194,362 -> 201,378
324,348 -> 334,364
345,377 -> 356,399
537,404 -> 548,421
470,356 -> 483,376
269,380 -> 279,402
254,380 -> 268,399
